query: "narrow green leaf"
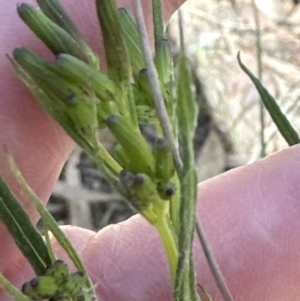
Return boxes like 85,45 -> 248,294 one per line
175,168 -> 200,301
237,52 -> 300,146
8,157 -> 95,294
175,52 -> 200,300
0,177 -> 51,275
176,54 -> 198,166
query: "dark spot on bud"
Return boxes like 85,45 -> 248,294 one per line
132,174 -> 144,187
76,271 -> 85,277
30,278 -> 39,288
17,3 -> 29,15
139,68 -> 147,75
12,48 -> 25,60
119,169 -> 134,186
55,54 -> 63,64
154,138 -> 167,148
21,282 -> 30,294
119,169 -> 129,178
106,114 -> 116,126
165,187 -> 175,197
66,92 -> 77,104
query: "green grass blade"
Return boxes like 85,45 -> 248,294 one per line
0,177 -> 51,275
238,52 -> 300,146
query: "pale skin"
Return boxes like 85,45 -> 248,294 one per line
1,1 -> 300,300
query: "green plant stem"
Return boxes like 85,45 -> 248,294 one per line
196,218 -> 234,301
153,212 -> 178,282
0,273 -> 31,301
96,143 -> 122,174
134,0 -> 183,171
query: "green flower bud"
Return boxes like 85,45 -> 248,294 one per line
13,48 -> 99,150
119,171 -> 161,205
97,101 -> 120,128
153,138 -> 175,181
45,260 -> 69,282
119,170 -> 163,222
118,8 -> 145,77
55,54 -> 119,103
134,69 -> 170,115
130,173 -> 160,203
154,38 -> 172,85
63,271 -> 86,297
106,114 -> 155,175
96,0 -> 131,83
36,0 -> 99,67
17,4 -> 91,64
119,169 -> 135,187
135,68 -> 155,106
22,276 -> 59,300
156,180 -> 176,200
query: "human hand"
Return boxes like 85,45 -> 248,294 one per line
1,1 -> 300,301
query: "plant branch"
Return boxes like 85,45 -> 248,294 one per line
196,218 -> 234,301
133,0 -> 183,171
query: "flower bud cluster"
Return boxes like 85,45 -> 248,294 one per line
12,0 -> 177,223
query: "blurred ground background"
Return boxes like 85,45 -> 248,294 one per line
42,0 -> 300,231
